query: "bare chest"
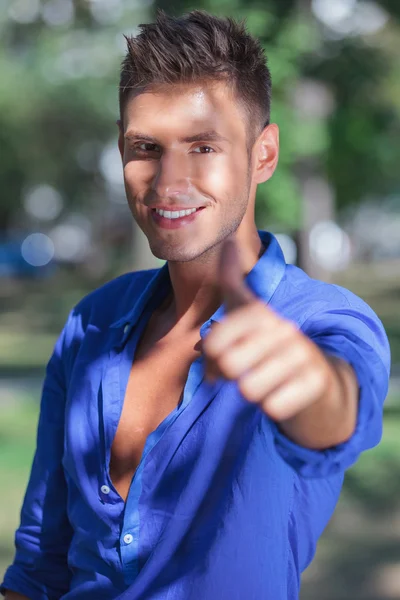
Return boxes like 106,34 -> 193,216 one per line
109,330 -> 201,501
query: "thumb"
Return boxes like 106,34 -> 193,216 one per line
219,237 -> 255,313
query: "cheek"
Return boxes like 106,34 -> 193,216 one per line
202,153 -> 249,200
123,161 -> 155,204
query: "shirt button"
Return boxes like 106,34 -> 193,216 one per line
123,533 -> 133,545
101,485 -> 110,495
123,324 -> 130,334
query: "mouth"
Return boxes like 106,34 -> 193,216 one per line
150,206 -> 206,229
151,207 -> 205,220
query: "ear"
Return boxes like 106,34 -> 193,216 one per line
253,123 -> 279,184
117,119 -> 124,160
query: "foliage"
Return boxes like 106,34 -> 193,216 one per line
0,0 -> 399,236
155,0 -> 400,231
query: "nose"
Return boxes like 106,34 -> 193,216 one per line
151,150 -> 191,199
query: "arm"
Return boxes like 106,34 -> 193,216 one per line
1,314 -> 75,600
203,237 -> 390,477
270,299 -> 391,477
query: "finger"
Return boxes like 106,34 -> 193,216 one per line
203,302 -> 289,359
260,366 -> 327,422
200,329 -> 223,382
219,237 -> 255,312
214,324 -> 298,380
238,342 -> 309,402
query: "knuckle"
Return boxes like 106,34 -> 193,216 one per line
289,342 -> 309,366
262,398 -> 285,422
238,376 -> 260,403
292,344 -> 310,367
218,353 -> 240,379
308,367 -> 327,395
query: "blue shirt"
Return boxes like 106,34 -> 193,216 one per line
2,231 -> 390,600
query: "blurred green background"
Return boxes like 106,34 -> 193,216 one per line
1,0 -> 400,598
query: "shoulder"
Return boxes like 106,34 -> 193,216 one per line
65,268 -> 159,337
273,264 -> 390,375
271,263 -> 376,327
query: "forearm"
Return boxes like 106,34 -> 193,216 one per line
278,356 -> 359,450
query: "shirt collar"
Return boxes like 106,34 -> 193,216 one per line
209,230 -> 287,325
110,230 -> 286,335
109,263 -> 170,332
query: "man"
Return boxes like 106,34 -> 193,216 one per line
2,10 -> 390,600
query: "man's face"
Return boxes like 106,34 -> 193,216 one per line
119,81 -> 254,262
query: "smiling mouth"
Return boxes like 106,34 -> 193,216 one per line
152,207 -> 205,220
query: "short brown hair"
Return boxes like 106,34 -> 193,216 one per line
119,10 -> 271,137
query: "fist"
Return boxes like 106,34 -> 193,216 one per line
202,238 -> 337,423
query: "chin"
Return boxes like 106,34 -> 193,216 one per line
148,240 -> 210,263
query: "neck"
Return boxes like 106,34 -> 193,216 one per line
165,226 -> 263,330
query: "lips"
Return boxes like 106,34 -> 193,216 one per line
150,206 -> 205,229
151,205 -> 205,214
153,207 -> 199,219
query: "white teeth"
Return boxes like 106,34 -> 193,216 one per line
155,207 -> 198,219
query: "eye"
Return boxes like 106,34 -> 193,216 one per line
192,146 -> 215,154
130,142 -> 161,157
138,143 -> 159,152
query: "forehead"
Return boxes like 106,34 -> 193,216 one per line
122,81 -> 248,141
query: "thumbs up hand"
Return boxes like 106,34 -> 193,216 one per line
203,237 -> 347,429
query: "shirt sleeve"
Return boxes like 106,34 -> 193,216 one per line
1,313 -> 75,600
270,290 -> 391,479
289,470 -> 345,573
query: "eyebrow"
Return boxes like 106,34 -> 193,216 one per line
180,130 -> 229,144
124,130 -> 229,144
